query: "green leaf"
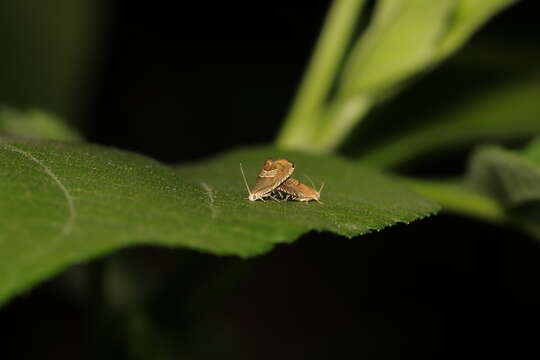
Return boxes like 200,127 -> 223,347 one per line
465,146 -> 540,206
523,137 -> 540,165
276,0 -> 367,151
401,175 -> 540,240
304,0 -> 516,152
358,77 -> 540,168
312,0 -> 455,151
400,177 -> 506,224
0,138 -> 439,306
339,0 -> 454,96
0,107 -> 83,141
400,138 -> 540,242
436,0 -> 518,59
0,0 -> 100,118
400,140 -> 540,241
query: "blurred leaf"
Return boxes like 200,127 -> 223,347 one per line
307,0 -> 517,152
523,137 -> 540,164
402,174 -> 540,240
465,145 -> 540,206
437,0 -> 519,59
0,0 -> 101,119
357,77 -> 540,168
0,138 -> 439,306
401,177 -> 506,224
339,0 -> 454,96
462,140 -> 540,239
401,138 -> 540,240
276,0 -> 367,150
0,107 -> 82,141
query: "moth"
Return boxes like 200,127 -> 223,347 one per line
276,177 -> 324,203
240,159 -> 295,201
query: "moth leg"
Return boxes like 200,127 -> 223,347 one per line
271,190 -> 287,202
272,193 -> 288,202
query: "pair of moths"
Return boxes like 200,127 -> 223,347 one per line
240,159 -> 323,203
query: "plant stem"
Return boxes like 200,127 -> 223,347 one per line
276,0 -> 366,152
403,176 -> 540,240
314,94 -> 373,152
400,177 -> 507,224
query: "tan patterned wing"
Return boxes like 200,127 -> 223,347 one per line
277,177 -> 322,202
250,159 -> 295,197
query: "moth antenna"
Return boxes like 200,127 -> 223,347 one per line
318,182 -> 325,194
303,174 -> 316,189
239,163 -> 252,197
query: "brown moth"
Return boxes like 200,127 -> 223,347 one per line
240,159 -> 295,201
276,177 -> 324,203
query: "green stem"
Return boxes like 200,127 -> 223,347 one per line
400,177 -> 507,224
403,176 -> 540,240
276,0 -> 366,152
314,94 -> 373,152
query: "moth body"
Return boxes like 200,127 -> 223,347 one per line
240,159 -> 295,201
277,177 -> 324,203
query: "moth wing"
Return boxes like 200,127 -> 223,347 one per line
257,169 -> 278,178
251,176 -> 283,196
273,160 -> 295,184
251,164 -> 294,196
277,178 -> 302,197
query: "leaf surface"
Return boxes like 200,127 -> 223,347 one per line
0,138 -> 439,305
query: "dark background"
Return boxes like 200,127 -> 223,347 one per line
87,1 -> 331,163
2,1 -> 540,359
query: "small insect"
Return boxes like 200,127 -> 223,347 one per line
240,159 -> 295,201
276,176 -> 324,203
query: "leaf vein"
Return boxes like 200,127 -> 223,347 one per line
2,144 -> 77,235
200,182 -> 218,219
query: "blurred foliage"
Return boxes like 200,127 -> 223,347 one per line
524,137 -> 540,163
403,138 -> 540,241
466,142 -> 540,206
356,75 -> 540,168
0,107 -> 82,141
465,139 -> 540,237
0,0 -> 101,121
278,0 -> 517,152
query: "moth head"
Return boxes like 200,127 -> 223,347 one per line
314,182 -> 325,202
248,192 -> 262,201
240,162 -> 259,201
273,159 -> 295,174
284,158 -> 295,167
279,158 -> 295,168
